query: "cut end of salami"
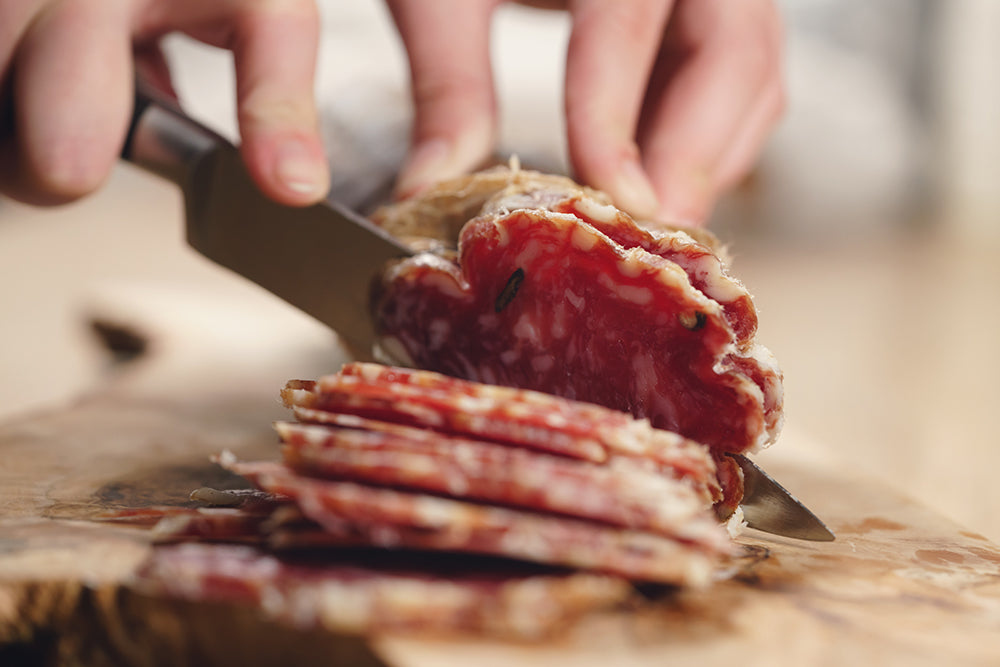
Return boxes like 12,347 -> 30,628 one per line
370,166 -> 783,456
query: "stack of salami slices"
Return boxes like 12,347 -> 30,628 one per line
136,363 -> 735,638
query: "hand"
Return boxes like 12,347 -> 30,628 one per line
386,0 -> 784,225
0,0 -> 329,207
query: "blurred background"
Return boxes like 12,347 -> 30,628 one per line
2,1 -> 998,541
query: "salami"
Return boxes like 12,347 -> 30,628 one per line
549,196 -> 757,345
370,166 -> 783,458
134,162 -> 787,636
370,167 -> 612,248
221,458 -> 729,585
134,543 -> 630,639
283,363 -> 719,489
137,362 -> 739,638
276,420 -> 711,535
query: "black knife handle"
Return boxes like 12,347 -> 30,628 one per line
121,79 -> 153,162
122,77 -> 229,187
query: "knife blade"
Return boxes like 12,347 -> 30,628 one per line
730,454 -> 835,541
122,84 -> 413,356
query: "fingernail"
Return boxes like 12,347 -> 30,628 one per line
275,139 -> 328,198
612,159 -> 661,220
394,139 -> 451,199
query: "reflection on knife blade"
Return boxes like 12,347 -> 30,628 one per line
730,454 -> 835,541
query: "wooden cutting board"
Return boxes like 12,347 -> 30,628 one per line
2,312 -> 999,667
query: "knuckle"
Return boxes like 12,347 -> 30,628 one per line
233,0 -> 320,39
744,0 -> 785,66
577,0 -> 669,45
726,20 -> 782,90
240,0 -> 318,19
239,93 -> 315,130
699,0 -> 783,75
413,70 -> 493,119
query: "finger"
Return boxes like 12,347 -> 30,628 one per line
3,0 -> 132,205
387,0 -> 499,198
638,0 -> 783,224
564,0 -> 674,219
713,70 -> 784,191
229,0 -> 329,206
0,1 -> 39,81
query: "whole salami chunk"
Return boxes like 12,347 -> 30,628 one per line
371,169 -> 783,456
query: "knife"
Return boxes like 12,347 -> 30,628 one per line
730,454 -> 835,541
121,83 -> 832,542
121,83 -> 412,357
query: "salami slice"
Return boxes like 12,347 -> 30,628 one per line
276,420 -> 713,535
283,363 -> 719,487
134,543 -> 631,639
222,458 -> 731,586
151,508 -> 276,544
370,167 -> 783,456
